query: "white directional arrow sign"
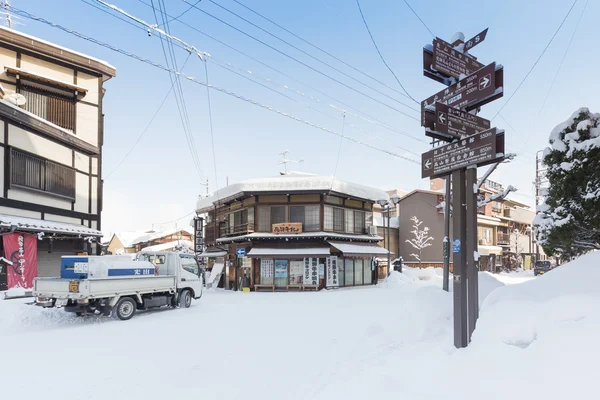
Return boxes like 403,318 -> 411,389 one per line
424,159 -> 432,169
438,111 -> 447,125
479,74 -> 491,90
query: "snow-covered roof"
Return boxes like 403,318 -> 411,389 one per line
216,231 -> 382,244
197,175 -> 389,211
0,26 -> 116,73
141,240 -> 193,252
130,227 -> 193,246
0,213 -> 102,236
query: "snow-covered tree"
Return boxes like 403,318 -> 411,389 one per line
534,108 -> 600,258
405,216 -> 434,267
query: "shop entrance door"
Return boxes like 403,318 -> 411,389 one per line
274,260 -> 288,289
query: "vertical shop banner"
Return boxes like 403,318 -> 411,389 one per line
290,261 -> 303,284
3,233 -> 38,289
304,257 -> 311,283
326,256 -> 339,287
303,258 -> 319,285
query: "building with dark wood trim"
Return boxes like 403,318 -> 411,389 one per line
0,26 -> 116,283
196,174 -> 391,291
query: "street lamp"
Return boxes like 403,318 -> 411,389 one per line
378,196 -> 401,275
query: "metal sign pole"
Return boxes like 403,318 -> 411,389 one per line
465,167 -> 480,341
443,175 -> 451,292
452,169 -> 468,348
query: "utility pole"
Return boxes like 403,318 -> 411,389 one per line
4,1 -> 11,28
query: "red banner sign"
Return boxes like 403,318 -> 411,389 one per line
3,233 -> 38,289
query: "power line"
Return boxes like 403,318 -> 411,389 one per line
203,59 -> 220,197
182,0 -> 420,121
355,0 -> 418,103
491,0 -> 578,120
207,56 -> 422,158
402,0 -> 435,38
157,0 -> 200,27
538,0 -> 587,116
8,5 -> 416,162
230,0 -> 416,102
135,0 -> 425,144
205,0 -> 418,111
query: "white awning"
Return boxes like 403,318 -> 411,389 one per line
0,213 -> 102,236
328,241 -> 392,256
478,245 -> 503,256
247,247 -> 331,257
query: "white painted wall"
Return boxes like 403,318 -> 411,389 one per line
8,188 -> 71,209
0,206 -> 41,219
74,151 -> 89,172
75,103 -> 98,147
20,54 -> 74,83
91,177 -> 98,214
0,47 -> 17,82
91,157 -> 98,175
44,214 -> 82,225
76,71 -> 99,105
74,172 -> 89,213
8,125 -> 72,165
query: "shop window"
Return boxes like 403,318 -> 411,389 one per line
290,206 -> 305,225
354,211 -> 365,234
271,206 -> 287,225
337,260 -> 345,286
354,259 -> 363,285
345,209 -> 354,233
260,259 -> 274,285
304,205 -> 320,231
248,207 -> 255,228
344,259 -> 354,286
258,206 -> 270,232
365,212 -> 373,230
324,205 -> 334,231
290,261 -> 303,284
363,260 -> 371,285
333,207 -> 344,232
274,260 -> 288,288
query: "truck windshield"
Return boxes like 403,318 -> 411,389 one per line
180,255 -> 199,275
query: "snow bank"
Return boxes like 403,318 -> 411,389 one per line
4,287 -> 27,298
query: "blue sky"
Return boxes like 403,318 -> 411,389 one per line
10,0 -> 599,234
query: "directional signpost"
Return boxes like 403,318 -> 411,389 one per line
432,38 -> 484,79
420,29 -> 505,349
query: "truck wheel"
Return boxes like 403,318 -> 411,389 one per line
114,297 -> 137,320
179,289 -> 192,308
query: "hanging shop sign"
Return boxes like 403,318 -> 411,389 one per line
326,256 -> 339,287
303,257 -> 319,285
260,259 -> 274,279
3,233 -> 38,289
272,223 -> 302,234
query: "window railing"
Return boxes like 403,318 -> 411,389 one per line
497,232 -> 511,244
221,222 -> 254,237
10,148 -> 75,200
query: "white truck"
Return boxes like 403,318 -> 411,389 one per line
33,251 -> 203,320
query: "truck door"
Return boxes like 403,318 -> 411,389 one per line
179,254 -> 203,299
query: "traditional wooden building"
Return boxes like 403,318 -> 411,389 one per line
0,26 -> 116,288
196,174 -> 391,291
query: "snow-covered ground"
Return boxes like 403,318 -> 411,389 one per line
2,255 -> 598,400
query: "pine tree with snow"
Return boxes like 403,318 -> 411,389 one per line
405,216 -> 434,267
534,108 -> 600,258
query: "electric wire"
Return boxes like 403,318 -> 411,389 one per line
402,0 -> 435,38
230,0 -> 417,102
181,0 -> 420,121
355,0 -> 418,103
491,0 -> 578,120
7,5 -> 419,162
135,0 -> 425,143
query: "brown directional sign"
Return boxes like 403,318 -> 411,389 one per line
421,62 -> 503,127
464,28 -> 488,52
431,102 -> 491,139
432,38 -> 484,79
421,128 -> 504,179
